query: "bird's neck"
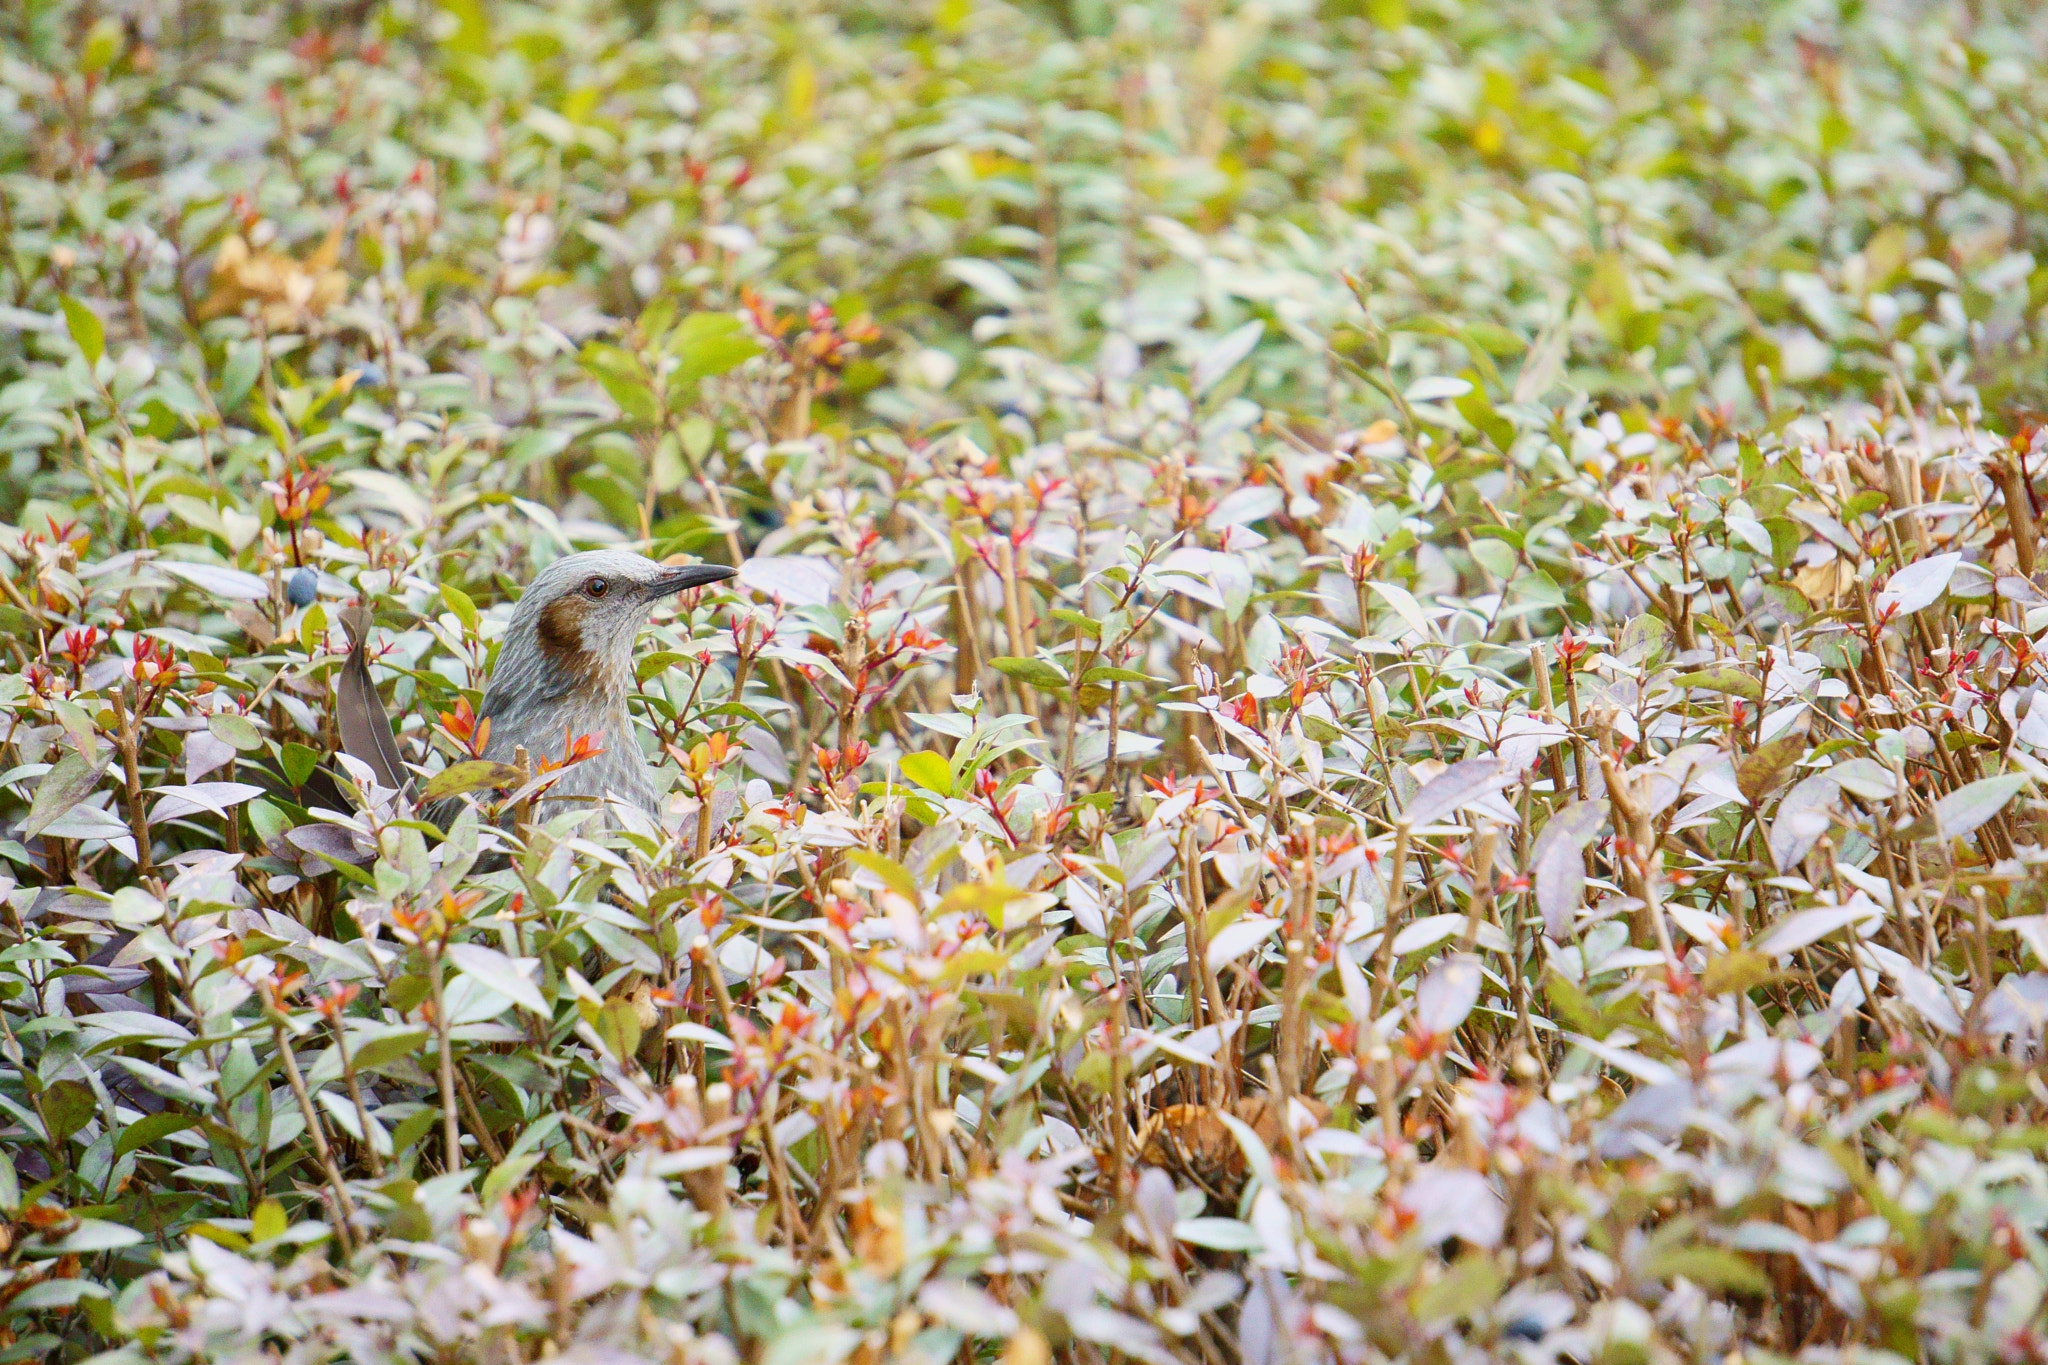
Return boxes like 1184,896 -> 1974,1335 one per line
557,684 -> 634,744
482,632 -> 647,771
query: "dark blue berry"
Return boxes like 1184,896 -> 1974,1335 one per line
354,361 -> 386,388
1502,1317 -> 1546,1342
286,567 -> 318,608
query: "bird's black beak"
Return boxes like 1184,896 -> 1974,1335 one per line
643,563 -> 737,598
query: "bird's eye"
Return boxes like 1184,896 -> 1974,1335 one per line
582,576 -> 610,599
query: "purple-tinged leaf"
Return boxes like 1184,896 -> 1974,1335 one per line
1768,773 -> 1840,871
1874,551 -> 1960,617
1532,800 -> 1606,939
1403,756 -> 1508,828
1413,954 -> 1482,1035
1928,774 -> 2029,841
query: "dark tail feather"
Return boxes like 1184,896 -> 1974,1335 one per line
336,604 -> 412,797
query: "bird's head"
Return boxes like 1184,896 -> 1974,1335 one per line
500,549 -> 735,698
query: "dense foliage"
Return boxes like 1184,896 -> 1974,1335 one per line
4,0 -> 2048,1360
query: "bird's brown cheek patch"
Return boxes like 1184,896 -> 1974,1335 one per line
536,597 -> 603,687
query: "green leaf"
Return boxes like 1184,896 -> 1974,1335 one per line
1079,666 -> 1159,686
1299,713 -> 1343,744
60,297 -> 104,367
1454,382 -> 1516,453
480,1153 -> 541,1207
24,752 -> 109,840
419,760 -> 524,802
210,713 -> 264,752
847,848 -> 921,902
858,783 -> 944,826
220,342 -> 262,412
79,17 -> 125,74
666,312 -> 762,387
442,584 -> 478,632
279,742 -> 320,789
350,1028 -> 430,1074
1700,950 -> 1778,997
638,297 -> 679,342
935,880 -> 1039,922
247,798 -> 291,849
1615,614 -> 1670,663
1737,730 -> 1807,805
635,650 -> 692,683
679,413 -> 714,462
116,1111 -> 199,1158
1542,969 -> 1604,1039
41,1080 -> 96,1146
992,656 -> 1069,692
439,0 -> 490,55
1673,668 -> 1762,701
1645,1245 -> 1768,1295
447,942 -> 548,1015
595,997 -> 643,1061
385,975 -> 430,1017
942,257 -> 1026,310
1909,774 -> 2031,842
580,344 -> 659,423
1409,1249 -> 1504,1324
389,1109 -> 441,1161
898,751 -> 955,798
298,602 -> 329,653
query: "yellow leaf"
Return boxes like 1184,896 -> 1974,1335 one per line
847,849 -> 920,903
938,948 -> 1007,983
783,53 -> 816,126
1793,557 -> 1853,606
306,224 -> 342,273
935,880 -> 1032,919
199,227 -> 350,329
251,1198 -> 287,1244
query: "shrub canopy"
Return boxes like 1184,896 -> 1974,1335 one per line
3,0 -> 2048,1361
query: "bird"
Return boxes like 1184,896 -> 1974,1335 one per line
336,549 -> 737,832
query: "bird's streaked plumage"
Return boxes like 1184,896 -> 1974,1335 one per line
462,550 -> 734,825
338,550 -> 736,831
